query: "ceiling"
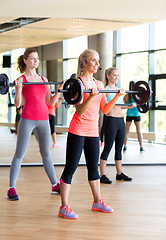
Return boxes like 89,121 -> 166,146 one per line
0,0 -> 166,54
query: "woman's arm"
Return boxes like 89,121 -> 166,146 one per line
14,76 -> 23,108
45,77 -> 64,107
75,88 -> 99,116
122,94 -> 136,109
55,97 -> 63,108
99,81 -> 125,115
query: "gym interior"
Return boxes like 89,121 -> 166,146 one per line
0,1 -> 166,240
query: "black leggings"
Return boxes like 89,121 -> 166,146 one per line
100,116 -> 125,161
49,114 -> 55,134
61,132 -> 100,184
100,114 -> 106,143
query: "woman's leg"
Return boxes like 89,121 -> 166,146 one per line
9,119 -> 35,188
84,137 -> 113,213
114,118 -> 125,174
89,179 -> 100,202
123,121 -> 132,148
36,120 -> 58,185
84,137 -> 100,202
100,114 -> 106,144
60,133 -> 84,206
134,121 -> 143,149
49,114 -> 58,146
60,181 -> 71,207
100,117 -> 117,177
58,133 -> 84,219
114,118 -> 132,181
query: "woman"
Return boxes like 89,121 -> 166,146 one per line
46,96 -> 63,147
7,49 -> 64,201
100,67 -> 134,184
123,81 -> 144,152
58,49 -> 125,219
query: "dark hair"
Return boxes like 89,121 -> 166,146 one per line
128,81 -> 135,103
17,49 -> 37,73
105,67 -> 118,86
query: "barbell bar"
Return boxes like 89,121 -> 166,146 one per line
0,73 -> 151,105
115,102 -> 150,113
0,73 -> 62,95
58,78 -> 151,105
64,102 -> 150,113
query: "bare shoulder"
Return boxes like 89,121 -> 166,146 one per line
96,80 -> 104,90
15,76 -> 23,83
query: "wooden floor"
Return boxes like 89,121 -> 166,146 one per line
0,127 -> 166,240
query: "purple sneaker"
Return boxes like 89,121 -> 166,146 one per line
52,183 -> 60,195
58,205 -> 78,219
92,198 -> 114,213
7,187 -> 19,201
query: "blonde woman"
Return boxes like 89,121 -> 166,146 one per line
58,50 -> 125,219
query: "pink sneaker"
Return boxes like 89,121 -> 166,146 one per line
53,143 -> 60,148
51,183 -> 60,194
7,187 -> 19,201
100,142 -> 105,147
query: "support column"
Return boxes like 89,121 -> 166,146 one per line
149,23 -> 156,133
88,32 -> 113,138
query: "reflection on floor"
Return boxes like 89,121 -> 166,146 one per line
0,126 -> 166,166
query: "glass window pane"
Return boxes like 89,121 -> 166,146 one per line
155,50 -> 166,74
63,36 -> 88,59
120,52 -> 149,89
119,24 -> 149,53
156,79 -> 166,106
0,95 -> 8,122
154,20 -> 166,49
120,52 -> 149,132
155,111 -> 166,143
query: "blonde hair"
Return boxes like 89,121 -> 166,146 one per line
77,49 -> 99,76
105,67 -> 118,86
17,49 -> 37,73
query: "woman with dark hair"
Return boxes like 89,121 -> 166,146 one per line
7,49 -> 64,201
123,81 -> 144,152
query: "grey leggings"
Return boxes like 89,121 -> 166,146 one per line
9,118 -> 57,188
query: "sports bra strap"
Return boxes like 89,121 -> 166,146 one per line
21,75 -> 45,83
21,75 -> 27,83
40,75 -> 46,82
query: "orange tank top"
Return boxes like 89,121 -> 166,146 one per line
46,101 -> 56,116
68,76 -> 102,137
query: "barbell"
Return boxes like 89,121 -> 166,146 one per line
64,101 -> 150,113
0,73 -> 151,105
58,78 -> 151,105
0,73 -> 62,95
115,102 -> 150,113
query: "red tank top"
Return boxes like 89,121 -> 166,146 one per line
68,77 -> 102,137
21,75 -> 48,120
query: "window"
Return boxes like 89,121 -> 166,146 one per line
63,36 -> 88,125
154,20 -> 166,50
0,48 -> 25,124
121,52 -> 149,90
155,50 -> 166,74
118,24 -> 149,54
